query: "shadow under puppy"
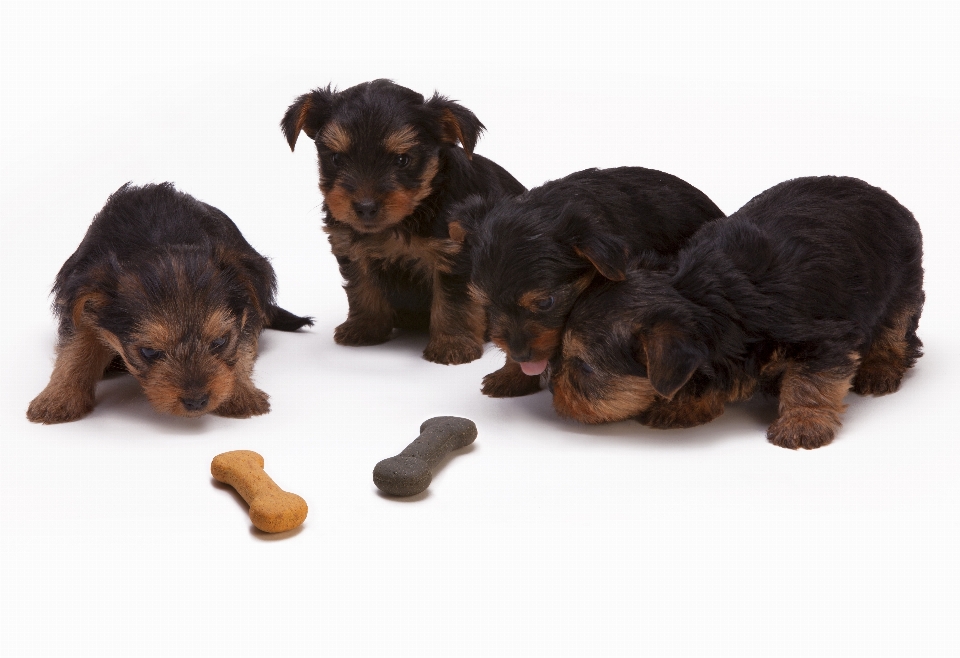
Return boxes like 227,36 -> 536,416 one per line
27,183 -> 313,424
551,176 -> 924,449
281,79 -> 525,364
457,167 -> 724,397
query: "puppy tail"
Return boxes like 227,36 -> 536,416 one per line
266,305 -> 314,332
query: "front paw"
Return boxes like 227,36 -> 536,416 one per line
423,334 -> 483,365
214,385 -> 271,418
334,318 -> 393,346
637,396 -> 723,429
766,410 -> 835,450
482,363 -> 542,397
27,387 -> 94,424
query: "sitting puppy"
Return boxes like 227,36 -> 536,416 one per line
281,79 -> 525,364
551,176 -> 924,450
27,183 -> 312,424
458,167 -> 723,397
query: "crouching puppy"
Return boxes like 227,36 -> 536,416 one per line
551,176 -> 924,449
457,167 -> 723,397
281,79 -> 525,364
27,183 -> 313,424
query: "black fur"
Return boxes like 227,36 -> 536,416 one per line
458,166 -> 724,396
553,176 -> 925,448
53,182 -> 312,338
282,79 -> 525,365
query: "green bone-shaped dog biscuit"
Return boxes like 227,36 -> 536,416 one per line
373,416 -> 477,497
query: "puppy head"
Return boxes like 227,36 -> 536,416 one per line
465,194 -> 634,374
83,245 -> 267,417
551,274 -> 707,423
281,79 -> 484,234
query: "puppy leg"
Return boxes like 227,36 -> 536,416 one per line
423,271 -> 484,365
637,389 -> 727,429
213,342 -> 270,418
482,357 -> 543,397
27,328 -> 115,424
335,267 -> 395,347
853,304 -> 921,396
767,359 -> 856,450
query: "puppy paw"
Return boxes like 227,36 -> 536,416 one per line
766,410 -> 836,450
851,364 -> 903,396
334,319 -> 392,346
423,335 -> 483,365
637,396 -> 723,429
26,388 -> 94,424
481,363 -> 542,397
214,386 -> 271,418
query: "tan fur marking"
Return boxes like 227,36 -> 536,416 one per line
383,125 -> 418,153
528,325 -> 562,359
334,271 -> 394,346
638,389 -> 727,429
439,109 -> 471,158
448,221 -> 467,244
553,369 -> 659,424
767,359 -> 857,449
320,122 -> 351,152
468,283 -> 491,308
27,323 -> 116,424
853,306 -> 916,395
296,99 -> 316,139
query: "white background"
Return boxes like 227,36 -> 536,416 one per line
2,1 -> 958,656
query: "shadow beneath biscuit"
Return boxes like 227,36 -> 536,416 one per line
210,478 -> 305,540
248,524 -> 305,541
373,443 -> 477,502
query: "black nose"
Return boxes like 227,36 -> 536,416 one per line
181,394 -> 209,412
353,199 -> 379,220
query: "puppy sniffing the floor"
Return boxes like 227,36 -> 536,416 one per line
551,176 -> 924,449
458,167 -> 723,397
281,79 -> 525,365
27,183 -> 312,424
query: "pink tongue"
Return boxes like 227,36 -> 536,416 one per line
519,360 -> 548,376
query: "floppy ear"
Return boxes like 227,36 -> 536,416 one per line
426,93 -> 485,157
215,247 -> 274,326
639,323 -> 706,400
280,86 -> 335,151
446,194 -> 502,243
557,201 -> 629,281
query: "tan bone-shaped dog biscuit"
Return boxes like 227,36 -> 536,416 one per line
211,450 -> 308,533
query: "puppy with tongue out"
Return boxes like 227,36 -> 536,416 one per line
453,167 -> 724,398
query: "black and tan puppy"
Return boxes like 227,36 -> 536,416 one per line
458,167 -> 723,397
27,183 -> 312,424
551,176 -> 924,450
281,79 -> 525,364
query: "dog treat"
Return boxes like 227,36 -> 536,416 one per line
211,450 -> 308,533
373,416 -> 477,497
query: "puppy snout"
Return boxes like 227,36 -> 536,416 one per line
353,199 -> 380,220
180,393 -> 210,412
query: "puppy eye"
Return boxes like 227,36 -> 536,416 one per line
395,154 -> 410,169
140,347 -> 163,361
537,296 -> 555,311
575,358 -> 594,375
210,336 -> 228,351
